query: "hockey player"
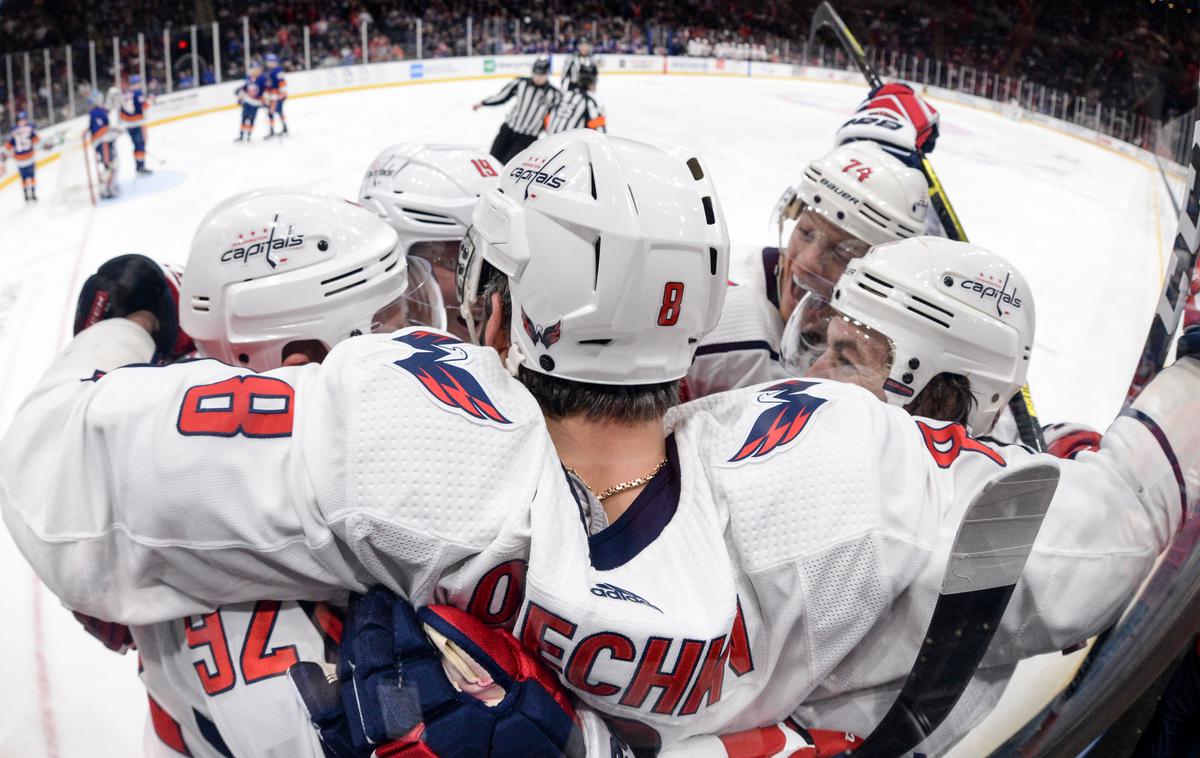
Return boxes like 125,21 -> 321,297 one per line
235,63 -> 266,142
263,53 -> 289,139
561,39 -> 595,90
5,110 -> 39,202
781,236 -> 1032,434
473,56 -> 561,163
685,83 -> 938,400
358,143 -> 502,340
547,63 -> 605,134
685,139 -> 927,399
120,74 -> 152,174
106,190 -> 444,757
87,91 -> 119,199
3,131 -> 1199,756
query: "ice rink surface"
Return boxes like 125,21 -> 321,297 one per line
0,72 -> 1183,755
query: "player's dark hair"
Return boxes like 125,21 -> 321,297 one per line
906,372 -> 976,427
482,269 -> 679,423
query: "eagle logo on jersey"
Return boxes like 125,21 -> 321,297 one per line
521,308 -> 562,349
730,380 -> 826,463
391,330 -> 511,424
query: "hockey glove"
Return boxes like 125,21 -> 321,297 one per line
1043,422 -> 1102,460
73,611 -> 134,654
74,254 -> 194,362
836,82 -> 939,163
290,587 -> 582,758
1178,325 -> 1200,362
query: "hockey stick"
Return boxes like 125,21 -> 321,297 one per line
989,117 -> 1200,758
843,462 -> 1060,758
809,1 -> 1047,453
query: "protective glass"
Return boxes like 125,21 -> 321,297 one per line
370,256 -> 447,334
456,226 -> 486,344
782,293 -> 895,401
409,239 -> 475,340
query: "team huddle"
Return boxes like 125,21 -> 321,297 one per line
1,71 -> 1198,758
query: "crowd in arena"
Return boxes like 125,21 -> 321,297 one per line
0,1 -> 1196,141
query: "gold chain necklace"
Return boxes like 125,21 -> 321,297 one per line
567,458 -> 668,502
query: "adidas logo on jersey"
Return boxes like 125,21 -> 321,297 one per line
590,582 -> 662,613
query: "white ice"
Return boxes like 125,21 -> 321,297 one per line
0,72 -> 1181,756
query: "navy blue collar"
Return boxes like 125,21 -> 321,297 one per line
588,435 -> 681,571
763,247 -> 781,310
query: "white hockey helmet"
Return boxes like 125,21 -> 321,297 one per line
358,144 -> 501,336
457,130 -> 730,385
771,141 -> 929,314
179,188 -> 445,372
781,236 -> 1034,433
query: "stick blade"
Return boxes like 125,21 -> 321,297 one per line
942,462 -> 1060,595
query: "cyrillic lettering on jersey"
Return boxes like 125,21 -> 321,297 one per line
521,603 -> 578,673
522,598 -> 755,717
566,633 -> 637,696
620,637 -> 706,714
468,559 -> 527,628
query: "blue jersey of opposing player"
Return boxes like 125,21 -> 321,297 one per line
235,68 -> 268,141
236,72 -> 266,107
119,86 -> 149,126
262,53 -> 289,137
88,104 -> 113,161
6,111 -> 39,200
6,114 -> 39,168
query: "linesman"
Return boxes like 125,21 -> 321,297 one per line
561,39 -> 595,90
473,56 -> 561,164
547,63 -> 606,134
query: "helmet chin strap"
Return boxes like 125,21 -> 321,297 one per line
503,337 -> 527,377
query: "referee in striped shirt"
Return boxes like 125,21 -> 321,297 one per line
547,63 -> 606,134
473,56 -> 561,164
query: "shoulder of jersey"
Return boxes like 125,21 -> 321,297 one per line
315,328 -> 553,548
670,379 -> 897,569
696,248 -> 780,349
322,328 -> 544,432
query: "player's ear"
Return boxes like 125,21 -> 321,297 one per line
483,292 -> 510,356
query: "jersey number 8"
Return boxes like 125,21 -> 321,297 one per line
177,376 -> 295,438
657,282 -> 685,326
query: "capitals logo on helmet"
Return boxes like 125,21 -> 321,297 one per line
391,330 -> 511,424
522,309 -> 561,349
730,380 -> 827,463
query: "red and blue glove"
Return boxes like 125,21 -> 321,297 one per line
836,82 -> 940,164
1043,422 -> 1102,460
290,587 -> 582,758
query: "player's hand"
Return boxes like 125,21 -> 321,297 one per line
73,611 -> 135,654
836,82 -> 939,159
290,587 -> 582,758
74,254 -> 194,362
1043,422 -> 1102,460
1178,325 -> 1200,362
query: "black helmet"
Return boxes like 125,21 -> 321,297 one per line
532,56 -> 550,75
578,63 -> 598,87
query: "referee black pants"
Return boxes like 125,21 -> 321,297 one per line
489,124 -> 538,165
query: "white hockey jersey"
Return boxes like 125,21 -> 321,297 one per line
2,319 -> 1193,754
684,246 -> 790,401
137,601 -> 335,757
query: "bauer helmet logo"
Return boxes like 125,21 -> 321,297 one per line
219,214 -> 304,269
960,272 -> 1022,317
